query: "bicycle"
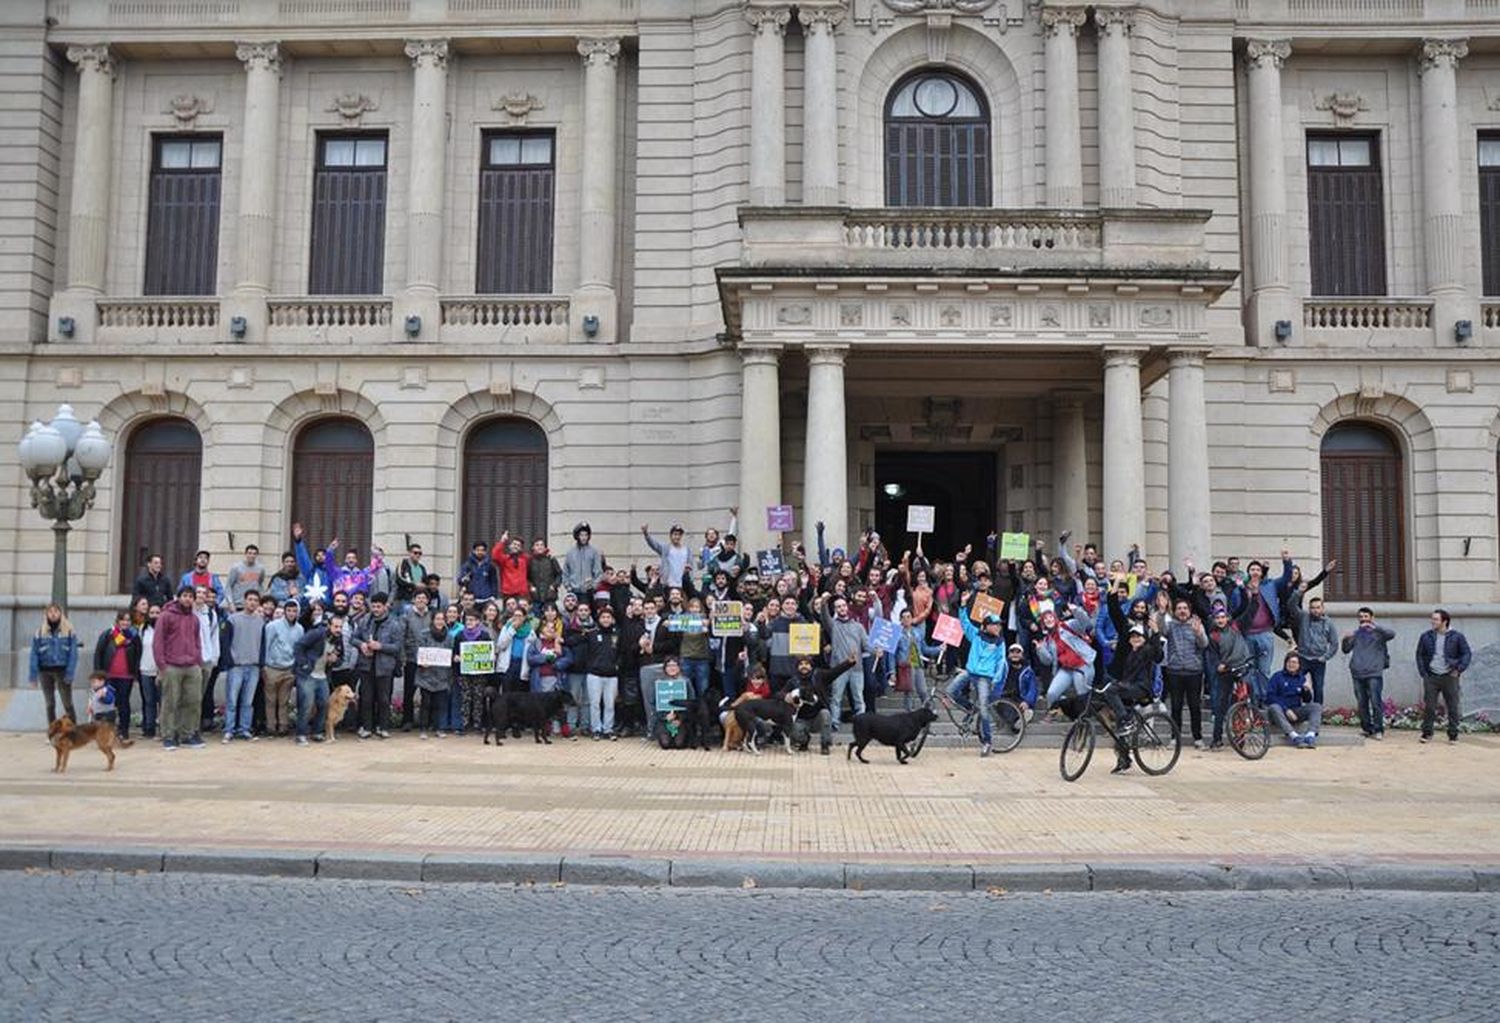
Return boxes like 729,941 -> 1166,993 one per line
1059,683 -> 1181,782
1224,668 -> 1271,760
907,667 -> 1027,757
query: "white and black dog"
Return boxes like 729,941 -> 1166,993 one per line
732,694 -> 802,755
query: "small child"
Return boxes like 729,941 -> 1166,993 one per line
87,671 -> 117,725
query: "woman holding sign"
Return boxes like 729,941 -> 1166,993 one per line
414,611 -> 453,738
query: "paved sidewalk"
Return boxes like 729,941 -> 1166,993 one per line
3,727 -> 1497,869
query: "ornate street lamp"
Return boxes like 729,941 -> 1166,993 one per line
17,404 -> 112,610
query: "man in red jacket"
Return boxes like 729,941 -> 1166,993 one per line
152,585 -> 205,750
492,531 -> 531,602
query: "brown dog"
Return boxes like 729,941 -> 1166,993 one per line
720,691 -> 757,752
323,684 -> 356,742
48,716 -> 132,773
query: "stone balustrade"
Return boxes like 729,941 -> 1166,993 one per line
1302,299 -> 1433,331
267,297 -> 393,329
440,295 -> 570,342
95,298 -> 220,344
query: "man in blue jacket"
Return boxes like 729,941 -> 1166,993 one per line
1416,609 -> 1472,744
950,591 -> 1009,758
1265,651 -> 1321,748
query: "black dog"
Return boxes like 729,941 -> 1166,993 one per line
733,696 -> 799,755
847,707 -> 937,764
488,689 -> 577,745
667,691 -> 718,751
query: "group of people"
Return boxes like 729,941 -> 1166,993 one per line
26,517 -> 1476,758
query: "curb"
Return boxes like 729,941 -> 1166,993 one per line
3,846 -> 1493,895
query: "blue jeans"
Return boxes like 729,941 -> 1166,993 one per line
902,666 -> 930,711
1352,675 -> 1384,736
566,672 -> 589,732
1304,658 -> 1327,704
829,664 -> 865,728
138,673 -> 158,737
296,674 -> 329,737
1245,632 -> 1275,699
441,679 -> 466,732
1045,666 -> 1093,705
681,658 -> 710,700
223,665 -> 258,737
946,671 -> 994,745
585,673 -> 617,735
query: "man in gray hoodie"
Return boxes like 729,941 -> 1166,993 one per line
1340,606 -> 1395,739
223,591 -> 266,742
816,594 -> 870,729
1294,597 -> 1339,704
562,522 -> 605,603
1161,598 -> 1209,748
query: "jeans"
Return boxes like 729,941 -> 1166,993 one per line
1303,658 -> 1327,705
223,665 -> 258,737
567,672 -> 589,733
585,673 -> 617,735
262,667 -> 296,734
1245,631 -> 1275,698
901,666 -> 930,711
138,673 -> 159,737
790,709 -> 833,750
419,688 -> 449,732
106,677 -> 135,739
1269,701 -> 1322,739
440,678 -> 465,732
947,671 -> 994,745
829,665 -> 865,728
37,668 -> 78,724
158,664 -> 202,741
296,674 -> 329,738
1163,670 -> 1204,742
1421,673 -> 1462,739
1045,666 -> 1093,705
1352,675 -> 1385,736
681,658 -> 711,700
359,672 -> 393,732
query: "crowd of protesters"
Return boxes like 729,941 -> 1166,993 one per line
27,515 -> 1475,754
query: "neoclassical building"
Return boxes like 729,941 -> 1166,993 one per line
2,0 -> 1498,697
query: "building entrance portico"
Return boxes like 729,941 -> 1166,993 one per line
873,449 -> 998,561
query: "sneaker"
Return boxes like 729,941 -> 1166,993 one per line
419,731 -> 428,740
1373,732 -> 1384,741
609,733 -> 618,742
1111,760 -> 1131,774
1024,708 -> 1034,723
376,728 -> 390,739
221,733 -> 233,745
244,732 -> 259,742
1303,733 -> 1318,749
434,731 -> 447,739
163,737 -> 178,751
184,733 -> 206,749
1419,734 -> 1431,744
820,742 -> 831,755
357,728 -> 371,740
312,734 -> 326,743
1448,734 -> 1459,744
1208,739 -> 1224,751
1192,738 -> 1205,750
295,735 -> 308,746
979,743 -> 992,758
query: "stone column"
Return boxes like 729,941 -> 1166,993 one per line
1418,38 -> 1473,336
1245,38 -> 1292,347
738,346 -> 784,556
1101,347 -> 1147,563
1042,7 -> 1086,208
798,3 -> 844,206
746,5 -> 790,206
1095,8 -> 1136,208
1051,391 -> 1089,543
226,41 -> 281,343
1166,350 -> 1212,570
398,38 -> 449,342
574,37 -> 621,341
803,345 -> 849,555
51,45 -> 114,342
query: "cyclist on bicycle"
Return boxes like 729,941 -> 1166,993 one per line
1037,605 -> 1097,714
1207,606 -> 1254,750
948,591 -> 1008,757
1105,625 -> 1164,773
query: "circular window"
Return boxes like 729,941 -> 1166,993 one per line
913,76 -> 959,118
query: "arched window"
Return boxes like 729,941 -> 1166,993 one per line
291,417 -> 374,561
462,418 -> 548,548
884,69 -> 991,207
1320,422 -> 1405,601
117,418 -> 202,591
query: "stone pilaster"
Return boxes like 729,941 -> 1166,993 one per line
738,346 -> 784,556
1050,390 -> 1090,543
1418,38 -> 1474,340
574,37 -> 621,341
798,3 -> 845,206
225,41 -> 281,343
1042,7 -> 1086,208
1167,350 -> 1212,569
1245,38 -> 1293,347
1102,347 -> 1147,563
1095,8 -> 1136,208
50,44 -> 115,343
803,345 -> 849,554
398,38 -> 450,342
746,4 -> 791,206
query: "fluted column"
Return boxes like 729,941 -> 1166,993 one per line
746,5 -> 790,206
1167,350 -> 1212,569
738,346 -> 784,556
574,36 -> 621,341
1051,391 -> 1089,543
1245,38 -> 1292,346
1042,7 -> 1085,207
1419,39 -> 1468,307
1095,8 -> 1137,208
51,45 -> 115,341
803,345 -> 849,555
1102,347 -> 1147,563
798,3 -> 844,206
399,38 -> 449,341
224,41 -> 281,342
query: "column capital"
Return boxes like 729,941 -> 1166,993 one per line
1419,38 -> 1468,75
66,44 -> 113,77
1245,38 -> 1291,71
578,36 -> 622,67
404,38 -> 450,70
1102,345 -> 1148,368
740,344 -> 784,366
744,2 -> 792,34
235,41 -> 282,75
797,2 -> 847,33
1040,6 -> 1087,37
805,344 -> 849,366
1167,347 -> 1207,368
1093,6 -> 1134,34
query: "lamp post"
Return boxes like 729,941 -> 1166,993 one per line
17,404 -> 112,611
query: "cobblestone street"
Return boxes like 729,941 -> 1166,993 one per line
1,872 -> 1496,1022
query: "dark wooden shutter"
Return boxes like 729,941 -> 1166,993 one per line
462,419 -> 548,547
143,136 -> 221,296
290,418 -> 374,561
1308,133 -> 1387,297
309,135 -> 387,295
1480,134 -> 1500,296
1321,425 -> 1405,602
883,72 -> 991,208
117,418 -> 202,591
477,132 -> 555,294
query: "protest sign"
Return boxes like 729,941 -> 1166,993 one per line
931,613 -> 962,646
999,532 -> 1031,560
711,601 -> 744,637
969,592 -> 1004,623
653,674 -> 688,714
906,505 -> 935,534
757,548 -> 785,575
415,646 -> 450,668
869,617 -> 899,654
766,504 -> 795,533
459,640 -> 495,675
666,613 -> 707,634
788,622 -> 821,656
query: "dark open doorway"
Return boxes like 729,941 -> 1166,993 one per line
873,450 -> 999,562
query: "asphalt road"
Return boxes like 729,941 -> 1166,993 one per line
1,872 -> 1496,1022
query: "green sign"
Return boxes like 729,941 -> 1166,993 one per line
459,640 -> 495,675
999,532 -> 1031,561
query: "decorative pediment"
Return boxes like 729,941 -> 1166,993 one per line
326,92 -> 379,126
163,93 -> 214,128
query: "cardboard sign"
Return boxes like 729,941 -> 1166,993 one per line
969,592 -> 1005,624
666,613 -> 707,634
711,601 -> 744,637
415,646 -> 450,668
766,504 -> 795,533
999,532 -> 1031,561
931,613 -> 963,646
757,549 -> 785,575
654,675 -> 689,714
788,622 -> 821,656
906,505 -> 935,534
459,640 -> 495,675
869,617 -> 899,655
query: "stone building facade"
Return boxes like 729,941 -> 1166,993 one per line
2,0 -> 1499,699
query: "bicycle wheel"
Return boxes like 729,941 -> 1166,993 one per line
1227,700 -> 1270,760
1059,717 -> 1094,782
907,723 -> 931,758
989,698 -> 1026,754
1131,709 -> 1181,776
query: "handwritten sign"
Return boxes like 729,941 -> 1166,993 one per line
869,617 -> 899,655
788,622 -> 821,656
666,613 -> 707,634
766,504 -> 795,533
931,613 -> 962,646
654,675 -> 688,714
906,505 -> 935,534
711,601 -> 744,637
969,592 -> 1005,624
757,549 -> 785,575
1000,532 -> 1031,561
459,640 -> 494,675
416,646 -> 450,668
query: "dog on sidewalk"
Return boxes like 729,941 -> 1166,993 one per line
846,707 -> 937,765
48,716 -> 132,773
323,684 -> 357,743
733,696 -> 801,755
